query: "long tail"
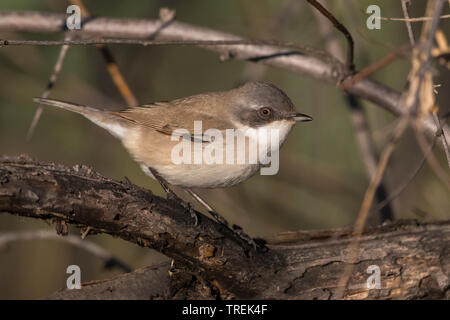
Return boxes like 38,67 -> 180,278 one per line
33,98 -> 129,139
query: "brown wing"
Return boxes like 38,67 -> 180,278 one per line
110,95 -> 236,142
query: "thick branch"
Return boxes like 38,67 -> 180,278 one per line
0,11 -> 447,141
50,220 -> 450,300
0,156 -> 275,297
1,156 -> 449,299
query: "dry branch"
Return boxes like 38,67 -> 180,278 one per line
0,230 -> 132,272
336,0 -> 448,297
0,155 -> 449,299
0,10 -> 448,143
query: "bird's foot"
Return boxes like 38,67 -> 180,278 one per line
207,209 -> 261,251
207,209 -> 229,227
183,201 -> 199,226
148,167 -> 198,226
232,224 -> 260,251
208,210 -> 261,251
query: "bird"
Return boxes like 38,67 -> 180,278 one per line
33,81 -> 312,242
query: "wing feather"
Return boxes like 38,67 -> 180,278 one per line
110,95 -> 236,142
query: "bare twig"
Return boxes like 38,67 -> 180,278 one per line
0,38 -> 333,59
373,133 -> 438,212
306,0 -> 355,72
432,112 -> 450,169
336,0 -> 447,298
71,0 -> 138,107
399,0 -> 450,170
378,13 -> 450,22
401,0 -> 416,46
0,37 -> 341,75
340,44 -> 412,90
312,1 -> 394,222
336,117 -> 410,298
0,11 -> 446,141
26,35 -> 71,140
0,230 -> 132,272
346,94 -> 394,222
27,0 -> 141,139
414,125 -> 450,190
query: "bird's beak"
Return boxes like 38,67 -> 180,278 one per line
285,112 -> 313,122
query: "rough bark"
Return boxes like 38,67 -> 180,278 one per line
1,155 -> 449,299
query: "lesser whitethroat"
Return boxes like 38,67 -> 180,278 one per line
33,81 -> 312,244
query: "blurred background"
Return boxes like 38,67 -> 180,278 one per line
0,0 -> 449,299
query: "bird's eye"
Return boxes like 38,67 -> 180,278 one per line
258,107 -> 272,119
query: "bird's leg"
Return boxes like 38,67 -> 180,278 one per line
185,189 -> 259,250
148,167 -> 258,250
184,189 -> 229,227
148,167 -> 198,225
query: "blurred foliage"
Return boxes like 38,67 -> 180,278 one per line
0,0 -> 449,299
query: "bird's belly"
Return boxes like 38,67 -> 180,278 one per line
123,127 -> 262,188
153,163 -> 260,188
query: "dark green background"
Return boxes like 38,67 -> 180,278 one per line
0,0 -> 449,299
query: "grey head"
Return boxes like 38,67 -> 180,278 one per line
226,81 -> 312,128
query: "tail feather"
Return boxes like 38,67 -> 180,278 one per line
33,98 -> 102,116
33,98 -> 129,139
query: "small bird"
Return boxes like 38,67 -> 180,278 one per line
33,81 -> 312,236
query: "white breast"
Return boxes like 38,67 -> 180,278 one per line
138,120 -> 295,188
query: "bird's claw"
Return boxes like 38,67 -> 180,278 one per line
232,224 -> 259,251
208,210 -> 229,227
185,202 -> 199,226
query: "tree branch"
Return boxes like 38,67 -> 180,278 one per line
1,155 -> 449,299
0,10 -> 447,143
0,155 -> 275,298
306,0 -> 355,72
0,230 -> 132,272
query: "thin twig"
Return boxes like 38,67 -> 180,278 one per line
0,37 -> 343,79
346,94 -> 394,222
402,1 -> 450,171
378,13 -> 450,22
26,35 -> 71,140
414,123 -> 450,190
27,0 -> 140,139
306,0 -> 355,72
0,11 -> 446,141
401,0 -> 416,46
336,117 -> 410,298
340,44 -> 412,89
0,38 -> 332,58
0,230 -> 132,272
335,0 -> 447,298
71,0 -> 139,107
312,1 -> 394,222
373,132 -> 437,212
431,112 -> 450,169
